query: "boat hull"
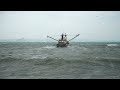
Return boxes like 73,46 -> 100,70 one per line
56,44 -> 68,47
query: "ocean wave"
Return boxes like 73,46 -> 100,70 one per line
42,46 -> 55,49
107,44 -> 118,47
32,57 -> 66,66
31,55 -> 48,59
0,57 -> 21,63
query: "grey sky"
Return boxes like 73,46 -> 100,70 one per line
0,11 -> 120,42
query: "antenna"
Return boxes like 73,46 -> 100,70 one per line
62,24 -> 64,34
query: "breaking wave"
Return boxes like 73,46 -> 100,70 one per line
107,44 -> 118,47
42,46 -> 56,49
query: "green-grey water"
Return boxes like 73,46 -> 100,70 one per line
0,42 -> 120,79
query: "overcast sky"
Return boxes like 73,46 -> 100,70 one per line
0,11 -> 120,42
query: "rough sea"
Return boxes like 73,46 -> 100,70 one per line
0,42 -> 120,79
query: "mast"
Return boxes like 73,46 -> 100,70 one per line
61,33 -> 64,40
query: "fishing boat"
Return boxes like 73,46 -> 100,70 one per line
47,33 -> 80,47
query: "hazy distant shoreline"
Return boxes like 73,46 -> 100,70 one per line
0,39 -> 120,43
0,41 -> 120,43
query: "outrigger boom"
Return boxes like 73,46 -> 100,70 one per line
47,36 -> 59,41
68,34 -> 80,42
47,33 -> 80,47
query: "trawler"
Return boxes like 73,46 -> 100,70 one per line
47,33 -> 80,47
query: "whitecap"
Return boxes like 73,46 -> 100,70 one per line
107,44 -> 118,47
42,46 -> 55,49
